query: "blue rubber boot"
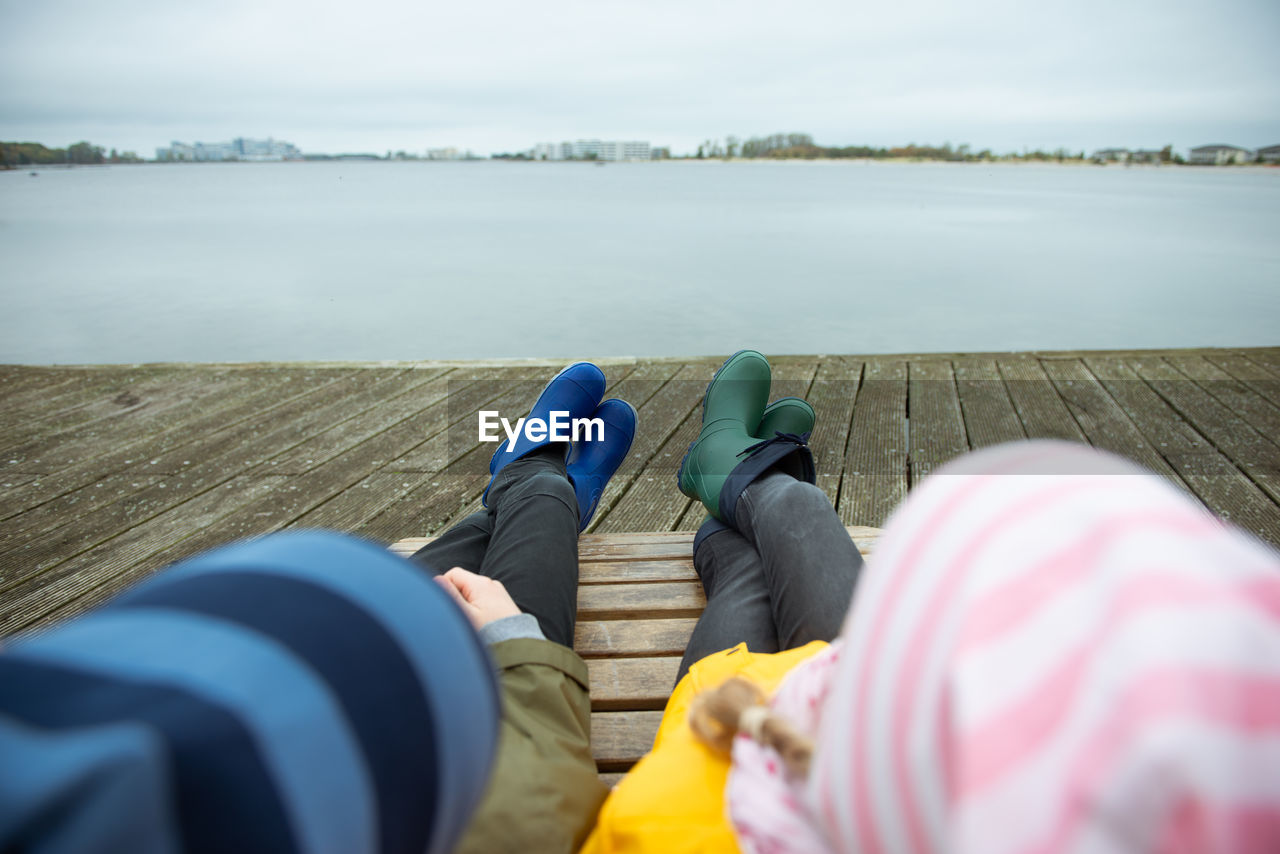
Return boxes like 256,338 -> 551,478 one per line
482,362 -> 606,507
566,398 -> 638,531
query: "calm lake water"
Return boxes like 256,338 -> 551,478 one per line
1,160 -> 1276,364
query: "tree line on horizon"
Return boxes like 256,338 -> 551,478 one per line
695,134 -> 1181,164
1,141 -> 143,168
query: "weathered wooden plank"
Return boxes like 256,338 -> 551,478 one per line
0,367 -> 250,457
1165,452 -> 1280,546
0,367 -> 211,467
1,475 -> 290,633
1,375 -> 330,541
1081,357 -> 1280,541
382,366 -> 553,471
0,370 -> 411,588
591,415 -> 698,533
0,475 -> 169,547
591,711 -> 663,770
0,474 -> 38,493
360,367 -> 567,539
577,581 -> 706,620
0,374 -> 95,423
998,358 -> 1088,442
10,388 -> 498,623
807,358 -> 862,503
139,368 -> 410,475
0,368 -> 354,521
359,474 -> 488,545
1244,349 -> 1280,377
587,657 -> 682,711
252,368 -> 455,474
294,470 -> 439,533
0,367 -> 78,401
141,382 -> 518,569
953,359 -> 1026,449
0,369 -> 151,435
1083,358 -> 1207,455
590,363 -> 713,533
1204,352 -> 1280,408
579,558 -> 698,584
839,358 -> 907,527
574,618 -> 698,658
1040,360 -> 1184,484
1130,356 -> 1280,506
907,360 -> 969,486
1164,355 -> 1280,452
673,501 -> 708,532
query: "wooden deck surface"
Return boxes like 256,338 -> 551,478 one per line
3,346 -> 1280,638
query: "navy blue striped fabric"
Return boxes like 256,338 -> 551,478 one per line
0,656 -> 300,854
1,531 -> 500,854
134,530 -> 500,854
116,570 -> 438,854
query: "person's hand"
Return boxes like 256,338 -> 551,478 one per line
434,567 -> 522,629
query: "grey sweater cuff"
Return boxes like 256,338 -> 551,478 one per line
479,613 -> 546,646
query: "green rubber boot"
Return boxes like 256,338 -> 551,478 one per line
756,397 -> 815,439
678,351 -> 815,523
694,396 -> 817,534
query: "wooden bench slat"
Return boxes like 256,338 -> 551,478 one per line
591,710 -> 663,770
577,581 -> 706,620
598,772 -> 626,788
574,618 -> 698,658
587,656 -> 681,711
579,558 -> 696,583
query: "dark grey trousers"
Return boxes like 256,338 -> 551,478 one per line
408,447 -> 581,648
678,471 -> 864,680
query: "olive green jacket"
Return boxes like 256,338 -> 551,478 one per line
456,638 -> 608,854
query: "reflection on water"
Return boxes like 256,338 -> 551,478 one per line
1,160 -> 1276,363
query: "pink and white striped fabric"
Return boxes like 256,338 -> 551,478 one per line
727,440 -> 1280,854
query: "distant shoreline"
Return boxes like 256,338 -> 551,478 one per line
6,158 -> 1277,172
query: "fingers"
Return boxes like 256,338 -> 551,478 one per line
432,573 -> 473,612
442,567 -> 498,604
434,568 -> 519,630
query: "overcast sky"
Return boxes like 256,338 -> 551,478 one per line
3,0 -> 1278,157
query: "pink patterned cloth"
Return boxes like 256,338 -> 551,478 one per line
727,441 -> 1280,854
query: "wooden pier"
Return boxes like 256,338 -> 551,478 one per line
3,347 -> 1279,640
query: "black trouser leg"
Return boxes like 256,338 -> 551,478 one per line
733,471 -> 862,648
409,447 -> 580,648
409,512 -> 492,574
677,525 -> 779,681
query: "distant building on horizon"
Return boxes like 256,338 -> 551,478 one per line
1255,144 -> 1280,163
1091,148 -> 1130,163
1188,144 -> 1254,165
155,137 -> 301,162
533,139 -> 652,162
426,147 -> 462,160
1129,149 -> 1166,164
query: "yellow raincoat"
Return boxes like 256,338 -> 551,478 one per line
580,640 -> 828,854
